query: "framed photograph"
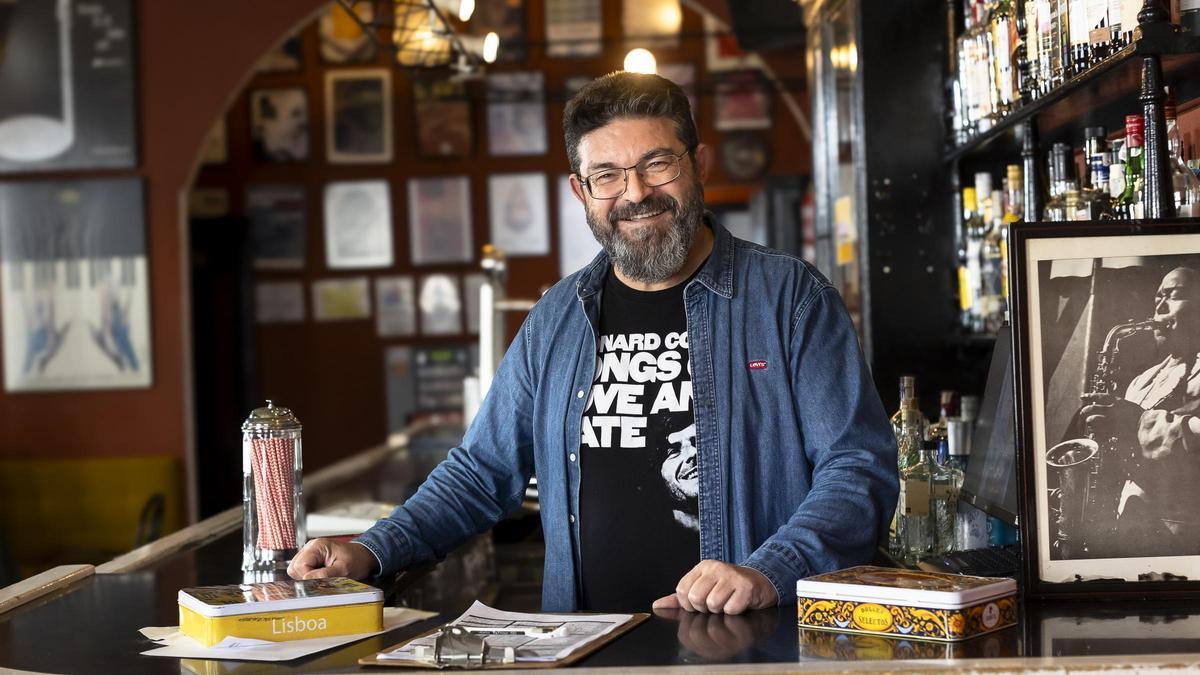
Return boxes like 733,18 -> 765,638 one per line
1010,220 -> 1200,598
414,344 -> 471,412
487,72 -> 547,157
419,274 -> 462,336
622,0 -> 680,48
413,76 -> 472,159
0,0 -> 137,173
557,174 -> 600,278
703,14 -> 762,72
325,69 -> 392,164
0,178 -> 152,391
473,0 -> 528,63
319,1 -> 376,64
488,172 -> 549,256
323,180 -> 393,269
250,88 -> 309,162
407,176 -> 473,265
256,33 -> 302,73
714,70 -> 772,131
376,275 -> 417,337
255,281 -> 305,324
246,184 -> 306,270
312,276 -> 371,321
545,0 -> 601,57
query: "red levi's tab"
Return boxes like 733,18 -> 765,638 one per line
748,360 -> 768,370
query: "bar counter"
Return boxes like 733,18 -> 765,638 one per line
6,426 -> 1200,672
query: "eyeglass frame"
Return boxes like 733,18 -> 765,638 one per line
577,145 -> 697,200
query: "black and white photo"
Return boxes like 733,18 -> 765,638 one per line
376,275 -> 417,337
323,180 -> 393,269
407,176 -> 473,265
325,69 -> 392,164
419,274 -> 462,336
487,72 -> 547,157
246,184 -> 306,270
488,172 -> 549,256
251,88 -> 309,162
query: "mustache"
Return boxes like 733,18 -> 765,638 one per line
607,194 -> 678,225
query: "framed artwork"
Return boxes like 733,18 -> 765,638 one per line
622,0 -> 680,48
376,275 -> 417,337
250,88 -> 309,162
319,1 -> 377,63
488,172 -> 549,256
463,273 -> 485,334
413,76 -> 472,159
487,72 -> 547,157
0,0 -> 137,173
703,14 -> 762,72
407,176 -> 473,265
545,0 -> 601,57
325,69 -> 393,164
557,174 -> 600,278
0,178 -> 152,391
246,184 -> 306,270
473,0 -> 527,63
323,180 -> 393,269
562,75 -> 594,100
414,344 -> 471,412
384,345 -> 417,434
200,118 -> 227,165
657,63 -> 698,122
419,274 -> 462,336
714,70 -> 772,131
256,33 -> 303,73
1010,220 -> 1200,599
312,276 -> 371,321
255,281 -> 305,324
719,132 -> 771,181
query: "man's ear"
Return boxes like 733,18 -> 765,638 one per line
692,143 -> 713,183
568,174 -> 588,205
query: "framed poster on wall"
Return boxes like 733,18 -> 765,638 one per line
323,180 -> 393,269
488,172 -> 549,256
325,69 -> 393,164
0,0 -> 138,173
251,88 -> 310,162
0,178 -> 152,391
407,176 -> 473,265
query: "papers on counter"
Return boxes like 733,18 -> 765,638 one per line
140,606 -> 434,661
377,600 -> 634,664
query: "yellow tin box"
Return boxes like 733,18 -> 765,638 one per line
796,566 -> 1017,642
178,577 -> 383,647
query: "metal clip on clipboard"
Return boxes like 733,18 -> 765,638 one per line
412,625 -> 525,668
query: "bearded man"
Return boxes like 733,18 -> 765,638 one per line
290,73 -> 897,615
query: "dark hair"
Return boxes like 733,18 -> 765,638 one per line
562,71 -> 698,176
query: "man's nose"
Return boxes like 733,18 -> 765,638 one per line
622,169 -> 653,203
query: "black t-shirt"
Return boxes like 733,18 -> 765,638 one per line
578,268 -> 700,612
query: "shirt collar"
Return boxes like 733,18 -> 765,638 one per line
576,211 -> 735,300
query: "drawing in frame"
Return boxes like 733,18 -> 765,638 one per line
412,75 -> 472,159
323,180 -> 393,269
486,72 -> 547,157
407,176 -> 473,266
250,87 -> 309,162
1009,219 -> 1200,599
488,172 -> 549,256
325,68 -> 393,164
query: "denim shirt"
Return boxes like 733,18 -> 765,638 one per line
356,219 -> 898,611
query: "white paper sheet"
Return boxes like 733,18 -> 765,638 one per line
377,600 -> 632,664
139,606 -> 434,662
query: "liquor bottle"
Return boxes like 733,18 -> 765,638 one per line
1118,0 -> 1140,46
931,439 -> 961,554
892,375 -> 930,460
975,173 -> 1000,327
1026,0 -> 1042,96
1000,164 -> 1023,303
1165,98 -> 1200,217
1048,0 -> 1070,88
1107,0 -> 1124,49
992,0 -> 1017,116
957,190 -> 974,330
890,387 -> 927,557
1069,0 -> 1090,74
928,390 -> 961,444
963,188 -> 987,332
1044,142 -> 1077,221
983,185 -> 1005,331
1076,126 -> 1113,219
1115,114 -> 1144,219
1086,0 -> 1111,62
896,422 -> 936,564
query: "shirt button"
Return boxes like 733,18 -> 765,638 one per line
576,390 -> 585,399
569,514 -> 576,524
569,453 -> 577,462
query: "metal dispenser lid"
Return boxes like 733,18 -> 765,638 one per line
242,400 -> 302,432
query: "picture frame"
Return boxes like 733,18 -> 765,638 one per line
473,0 -> 528,63
714,70 -> 772,131
703,14 -> 762,73
323,180 -> 393,269
376,275 -> 417,337
255,281 -> 305,324
556,174 -> 600,278
1009,219 -> 1200,599
487,72 -> 547,157
418,274 -> 462,336
319,1 -> 377,64
488,172 -> 549,257
412,76 -> 472,159
250,87 -> 309,162
407,176 -> 474,265
312,276 -> 371,321
246,184 -> 306,270
545,0 -> 602,58
324,69 -> 393,164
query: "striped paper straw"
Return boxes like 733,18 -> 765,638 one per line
251,437 -> 296,550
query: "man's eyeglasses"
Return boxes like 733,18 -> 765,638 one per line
580,146 -> 695,200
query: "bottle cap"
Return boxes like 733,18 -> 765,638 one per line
947,419 -> 968,456
1084,126 -> 1106,139
974,172 -> 993,199
242,400 -> 302,433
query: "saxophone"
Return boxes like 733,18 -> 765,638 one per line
1046,319 -> 1161,558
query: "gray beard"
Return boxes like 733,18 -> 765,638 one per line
585,181 -> 705,284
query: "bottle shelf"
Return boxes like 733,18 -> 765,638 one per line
946,27 -> 1200,165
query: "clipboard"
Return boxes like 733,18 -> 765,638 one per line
359,612 -> 650,669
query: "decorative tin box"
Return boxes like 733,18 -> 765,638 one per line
795,566 -> 1017,642
178,577 -> 383,647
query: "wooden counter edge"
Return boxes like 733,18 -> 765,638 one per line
0,564 -> 94,615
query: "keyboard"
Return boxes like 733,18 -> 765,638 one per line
918,545 -> 1021,578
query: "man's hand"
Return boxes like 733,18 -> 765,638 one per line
287,538 -> 376,581
653,605 -> 779,660
652,560 -> 778,614
1080,395 -> 1145,443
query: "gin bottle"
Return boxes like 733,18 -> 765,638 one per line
897,423 -> 936,564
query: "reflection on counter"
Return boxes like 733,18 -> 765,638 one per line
1030,601 -> 1200,658
798,626 -> 1021,662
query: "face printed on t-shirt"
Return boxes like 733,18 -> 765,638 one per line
661,422 -> 698,500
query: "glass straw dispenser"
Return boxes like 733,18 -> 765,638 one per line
241,400 -> 305,572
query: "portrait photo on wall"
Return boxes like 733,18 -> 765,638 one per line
246,184 -> 306,270
325,69 -> 392,164
1011,221 -> 1200,593
714,70 -> 772,131
0,0 -> 137,173
319,1 -> 377,64
487,72 -> 547,157
0,178 -> 152,391
323,180 -> 393,269
407,176 -> 473,265
488,172 -> 549,256
418,274 -> 463,336
413,76 -> 472,158
251,88 -> 309,162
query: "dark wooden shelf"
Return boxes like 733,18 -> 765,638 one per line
945,27 -> 1200,166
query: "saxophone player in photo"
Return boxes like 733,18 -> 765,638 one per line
1081,267 -> 1200,558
